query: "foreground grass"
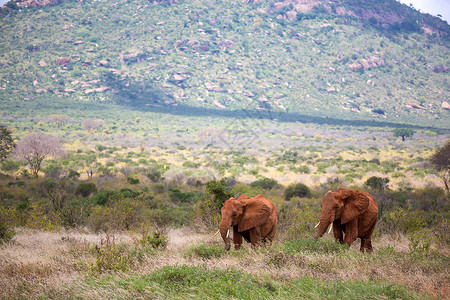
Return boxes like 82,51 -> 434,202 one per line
1,229 -> 448,299
49,265 -> 421,300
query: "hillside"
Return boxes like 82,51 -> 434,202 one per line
0,0 -> 449,127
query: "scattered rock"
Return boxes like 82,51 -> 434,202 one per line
432,65 -> 449,73
213,101 -> 226,109
441,102 -> 450,110
73,40 -> 85,45
172,74 -> 186,82
98,60 -> 109,66
367,79 -> 375,87
38,61 -> 47,67
13,0 -> 59,7
205,83 -> 227,93
407,103 -> 426,110
94,86 -> 110,93
56,57 -> 70,66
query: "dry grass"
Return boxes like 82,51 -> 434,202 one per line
0,228 -> 448,299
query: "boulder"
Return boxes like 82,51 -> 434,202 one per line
442,102 -> 450,110
98,60 -> 109,66
56,57 -> 70,66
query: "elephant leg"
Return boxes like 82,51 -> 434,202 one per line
360,221 -> 377,252
343,218 -> 358,247
249,227 -> 262,246
361,238 -> 373,253
233,227 -> 243,250
332,220 -> 344,244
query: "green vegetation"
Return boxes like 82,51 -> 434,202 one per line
393,128 -> 416,141
0,1 -> 449,298
0,0 -> 449,127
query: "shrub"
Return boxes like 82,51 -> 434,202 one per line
379,208 -> 425,235
90,239 -> 131,273
147,168 -> 163,182
206,179 -> 232,208
284,183 -> 311,201
278,202 -> 321,240
140,231 -> 167,250
68,169 -> 80,179
0,207 -> 16,243
364,176 -> 390,191
250,178 -> 278,190
127,176 -> 140,184
75,182 -> 98,197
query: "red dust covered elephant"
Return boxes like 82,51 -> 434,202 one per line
219,194 -> 277,251
314,189 -> 378,252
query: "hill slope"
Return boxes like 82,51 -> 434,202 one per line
0,0 -> 449,127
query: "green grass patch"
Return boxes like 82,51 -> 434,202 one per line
62,265 -> 423,299
184,243 -> 225,259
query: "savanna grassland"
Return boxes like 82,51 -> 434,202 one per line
0,99 -> 449,299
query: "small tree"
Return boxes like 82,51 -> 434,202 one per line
82,118 -> 105,133
393,128 -> 415,141
364,176 -> 390,191
284,183 -> 311,201
205,179 -> 232,209
430,140 -> 450,192
0,126 -> 15,162
48,114 -> 71,128
13,133 -> 64,177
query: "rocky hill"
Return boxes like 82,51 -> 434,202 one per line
1,0 -> 449,126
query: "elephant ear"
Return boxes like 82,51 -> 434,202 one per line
338,189 -> 370,224
238,198 -> 271,232
236,194 -> 251,201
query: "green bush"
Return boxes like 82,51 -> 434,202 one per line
205,179 -> 232,208
364,176 -> 390,191
75,182 -> 98,198
127,176 -> 140,184
284,183 -> 311,201
90,242 -> 131,273
140,232 -> 167,250
250,178 -> 278,190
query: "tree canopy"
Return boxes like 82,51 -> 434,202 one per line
430,140 -> 450,192
0,126 -> 15,162
13,133 -> 64,177
393,128 -> 415,141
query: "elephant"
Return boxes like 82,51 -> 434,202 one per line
219,194 -> 277,251
313,189 -> 378,252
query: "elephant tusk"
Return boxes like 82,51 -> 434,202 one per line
328,223 -> 333,234
213,229 -> 220,237
227,229 -> 230,238
314,221 -> 320,229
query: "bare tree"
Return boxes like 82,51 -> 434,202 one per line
82,118 -> 105,133
430,140 -> 450,192
48,114 -> 71,128
13,133 -> 64,177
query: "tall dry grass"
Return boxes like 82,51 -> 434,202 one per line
0,227 -> 448,299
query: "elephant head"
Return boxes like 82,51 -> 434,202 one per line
219,196 -> 271,251
314,189 -> 370,239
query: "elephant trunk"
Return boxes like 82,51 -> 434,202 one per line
220,220 -> 232,251
313,214 -> 333,240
